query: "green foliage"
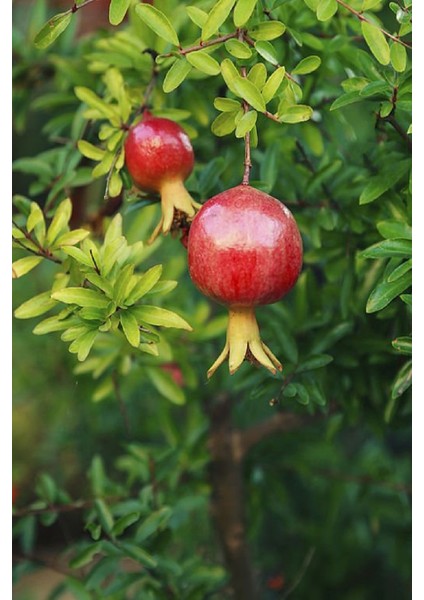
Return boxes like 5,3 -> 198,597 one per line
13,0 -> 412,598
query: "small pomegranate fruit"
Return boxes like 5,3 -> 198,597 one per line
124,111 -> 200,243
187,185 -> 303,378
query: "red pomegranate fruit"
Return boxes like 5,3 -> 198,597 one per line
124,110 -> 200,243
187,185 -> 303,378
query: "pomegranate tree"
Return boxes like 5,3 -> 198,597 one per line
188,185 -> 303,378
124,110 -> 200,243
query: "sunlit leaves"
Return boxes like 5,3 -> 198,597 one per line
163,59 -> 192,93
34,11 -> 72,49
361,21 -> 390,65
201,0 -> 237,41
186,51 -> 221,75
109,0 -> 131,26
134,3 -> 180,46
234,0 -> 258,27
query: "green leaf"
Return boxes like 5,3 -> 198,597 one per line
211,111 -> 239,136
279,104 -> 313,123
391,359 -> 412,399
292,55 -> 321,75
214,97 -> 242,112
234,0 -> 258,27
249,21 -> 286,40
109,0 -> 131,26
120,310 -> 141,348
392,336 -> 412,355
34,11 -> 72,49
201,0 -> 237,41
366,271 -> 411,313
74,87 -> 119,121
186,50 -> 221,75
113,264 -> 135,307
330,91 -> 363,111
53,229 -> 90,248
77,140 -> 105,161
186,6 -> 208,28
134,4 -> 179,46
69,543 -> 103,569
119,541 -> 158,568
125,265 -> 163,304
232,76 -> 266,112
359,162 -> 410,204
163,59 -> 192,93
361,239 -> 412,259
111,512 -> 141,537
390,42 -> 407,72
297,354 -> 333,373
387,259 -> 412,282
33,314 -> 80,335
27,202 -> 46,244
14,291 -> 57,319
224,39 -> 253,59
61,246 -> 97,268
132,305 -> 192,331
94,499 -> 114,534
316,0 -> 338,21
12,256 -> 43,279
361,21 -> 390,65
71,329 -> 99,361
247,63 -> 268,88
136,507 -> 172,542
254,41 -> 278,65
262,67 -> 285,103
46,198 -> 72,246
145,367 -> 186,405
221,58 -> 242,94
51,287 -> 110,309
235,110 -> 258,137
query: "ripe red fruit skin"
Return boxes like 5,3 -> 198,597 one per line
124,111 -> 199,243
187,185 -> 303,377
124,112 -> 194,192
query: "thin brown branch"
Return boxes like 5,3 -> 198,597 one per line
12,221 -> 62,265
239,58 -> 252,186
160,32 -> 239,59
384,114 -> 412,150
335,0 -> 412,49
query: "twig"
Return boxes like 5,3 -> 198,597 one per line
12,221 -> 62,265
160,32 -> 239,59
335,0 -> 412,49
383,114 -> 412,150
239,59 -> 252,186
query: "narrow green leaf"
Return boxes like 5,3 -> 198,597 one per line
392,336 -> 412,355
388,259 -> 412,282
391,359 -> 412,399
134,4 -> 179,46
390,42 -> 407,72
145,367 -> 186,405
361,21 -> 390,65
125,265 -> 163,304
235,110 -> 257,137
279,104 -> 313,123
201,0 -> 237,41
234,0 -> 258,27
71,329 -> 99,361
316,0 -> 338,21
61,246 -> 97,268
34,11 -> 72,49
33,314 -> 79,335
136,507 -> 172,542
46,198 -> 72,246
262,66 -> 285,103
254,40 -> 278,65
224,39 -> 253,59
113,264 -> 135,306
119,541 -> 158,568
53,229 -> 90,248
12,256 -> 43,279
27,202 -> 46,244
330,91 -> 364,111
359,162 -> 410,204
163,59 -> 192,93
109,0 -> 131,26
133,305 -> 192,331
292,55 -> 321,75
366,271 -> 411,313
74,87 -> 119,121
232,76 -> 266,111
297,354 -> 333,372
186,50 -> 221,75
14,291 -> 57,319
94,499 -> 114,534
69,543 -> 103,569
51,287 -> 110,308
249,21 -> 286,40
361,239 -> 412,259
359,80 -> 391,97
120,311 -> 141,348
111,512 -> 141,537
77,140 -> 105,161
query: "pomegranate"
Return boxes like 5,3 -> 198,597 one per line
124,110 -> 200,243
187,185 -> 303,377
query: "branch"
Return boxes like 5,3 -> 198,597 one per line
160,32 -> 239,59
12,221 -> 62,265
335,0 -> 412,49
